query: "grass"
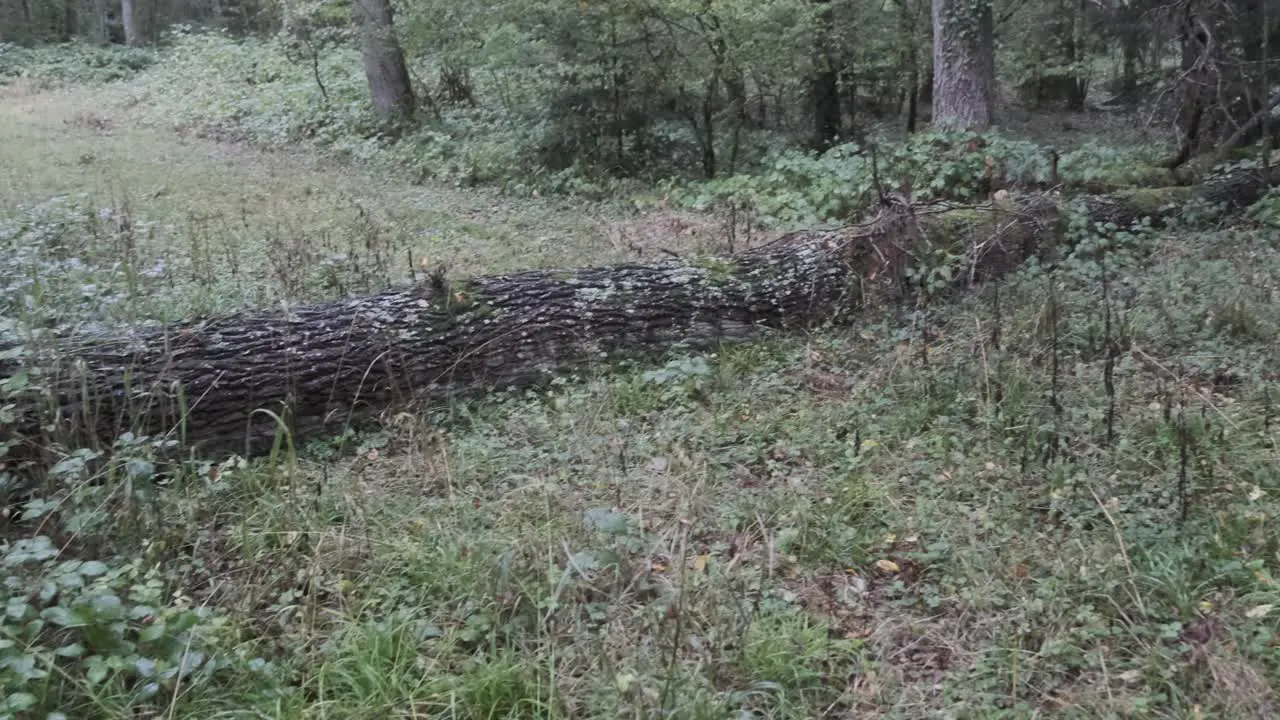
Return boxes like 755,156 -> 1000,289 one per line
0,79 -> 721,322
3,62 -> 1280,720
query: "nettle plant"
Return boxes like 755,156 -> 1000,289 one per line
1,536 -> 227,718
0,354 -> 256,718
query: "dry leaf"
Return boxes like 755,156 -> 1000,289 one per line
1245,604 -> 1273,619
875,559 -> 901,574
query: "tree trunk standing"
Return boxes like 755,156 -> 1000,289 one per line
19,0 -> 33,42
353,0 -> 416,124
810,0 -> 842,150
61,0 -> 75,41
7,167 -> 1278,461
930,0 -> 995,130
1165,9 -> 1212,169
1120,24 -> 1140,97
895,0 -> 922,133
811,62 -> 842,149
121,0 -> 141,46
93,0 -> 109,44
693,3 -> 728,179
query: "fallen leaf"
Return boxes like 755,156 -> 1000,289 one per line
1246,604 -> 1273,619
875,559 -> 901,574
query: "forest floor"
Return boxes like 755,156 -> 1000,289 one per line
0,79 -> 721,318
3,76 -> 1280,719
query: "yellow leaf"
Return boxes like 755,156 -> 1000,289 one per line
875,559 -> 901,574
860,438 -> 881,451
693,554 -> 709,572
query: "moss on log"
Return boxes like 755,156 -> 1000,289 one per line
4,166 -> 1277,458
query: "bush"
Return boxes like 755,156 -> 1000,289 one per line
669,131 -> 1056,226
0,42 -> 155,87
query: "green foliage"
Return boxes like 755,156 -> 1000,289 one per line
7,11 -> 1280,716
0,423 -> 278,719
0,43 -> 155,87
0,537 -> 241,719
134,33 -> 374,148
1249,187 -> 1280,228
0,197 -> 166,337
669,132 -> 1178,227
669,131 -> 1038,225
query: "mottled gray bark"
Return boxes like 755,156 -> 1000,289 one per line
931,0 -> 995,130
5,167 -> 1277,459
353,0 -> 415,122
121,0 -> 141,46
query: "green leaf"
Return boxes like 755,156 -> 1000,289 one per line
41,605 -> 77,627
55,642 -> 85,657
6,596 -> 30,620
91,593 -> 124,618
125,458 -> 156,481
86,657 -> 109,684
79,560 -> 109,577
584,507 -> 630,535
3,368 -> 29,392
139,622 -> 167,643
5,692 -> 36,711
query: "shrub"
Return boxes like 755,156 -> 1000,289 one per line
0,42 -> 155,87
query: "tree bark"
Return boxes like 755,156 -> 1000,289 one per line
93,0 -> 110,44
5,169 -> 1278,460
353,0 -> 416,123
19,0 -> 34,43
931,0 -> 995,130
121,0 -> 141,46
810,0 -> 842,149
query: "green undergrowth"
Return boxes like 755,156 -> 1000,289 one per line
116,32 -> 1187,224
5,213 -> 1280,717
0,42 -> 156,88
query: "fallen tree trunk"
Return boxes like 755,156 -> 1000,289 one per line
4,166 -> 1278,458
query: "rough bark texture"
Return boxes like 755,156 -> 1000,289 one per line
353,0 -> 415,123
931,0 -> 995,130
5,168 -> 1278,460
